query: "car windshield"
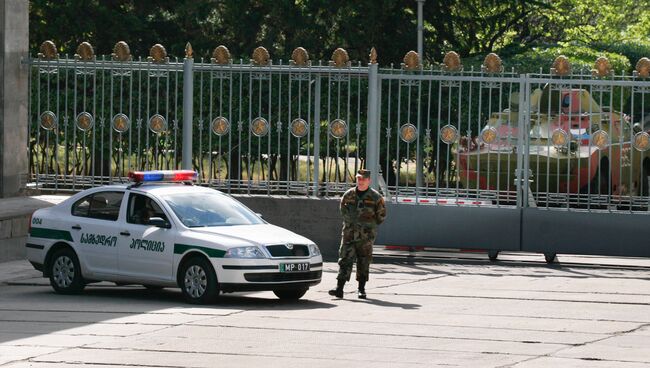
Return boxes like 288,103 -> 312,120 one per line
162,192 -> 264,227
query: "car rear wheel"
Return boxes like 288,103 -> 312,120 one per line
544,252 -> 557,264
179,256 -> 218,304
488,250 -> 499,262
273,288 -> 308,301
49,248 -> 85,294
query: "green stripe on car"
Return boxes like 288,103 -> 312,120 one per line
174,243 -> 225,258
30,227 -> 73,242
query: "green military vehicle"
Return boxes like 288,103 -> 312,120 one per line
451,86 -> 650,205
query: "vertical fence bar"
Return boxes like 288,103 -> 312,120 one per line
367,62 -> 379,186
182,51 -> 193,170
313,76 -> 321,195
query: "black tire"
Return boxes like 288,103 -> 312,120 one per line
544,252 -> 557,264
273,288 -> 308,301
488,250 -> 499,262
179,256 -> 218,304
49,248 -> 85,294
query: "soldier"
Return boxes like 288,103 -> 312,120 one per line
329,169 -> 386,299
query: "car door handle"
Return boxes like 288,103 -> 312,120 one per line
71,225 -> 81,230
120,231 -> 130,236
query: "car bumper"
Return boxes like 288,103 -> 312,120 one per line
213,257 -> 323,291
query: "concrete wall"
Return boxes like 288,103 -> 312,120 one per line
0,195 -> 344,262
0,0 -> 29,197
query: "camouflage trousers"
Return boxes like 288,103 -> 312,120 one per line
336,237 -> 375,283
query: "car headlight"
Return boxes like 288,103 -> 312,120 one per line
224,246 -> 266,258
309,244 -> 321,257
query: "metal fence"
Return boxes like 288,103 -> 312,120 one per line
27,42 -> 650,215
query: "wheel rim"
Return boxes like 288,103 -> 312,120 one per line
52,255 -> 75,288
184,265 -> 207,298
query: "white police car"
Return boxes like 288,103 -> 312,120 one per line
26,170 -> 322,304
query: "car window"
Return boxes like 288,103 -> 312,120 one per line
163,192 -> 264,227
127,193 -> 169,226
72,191 -> 124,221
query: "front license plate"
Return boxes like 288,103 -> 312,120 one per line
279,263 -> 310,273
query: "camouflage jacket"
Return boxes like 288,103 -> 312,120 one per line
340,187 -> 387,232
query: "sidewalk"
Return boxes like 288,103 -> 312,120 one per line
1,253 -> 650,367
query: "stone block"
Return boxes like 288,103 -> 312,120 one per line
0,219 -> 11,239
2,236 -> 26,261
11,216 -> 29,237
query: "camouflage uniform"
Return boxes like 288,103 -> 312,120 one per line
337,186 -> 386,282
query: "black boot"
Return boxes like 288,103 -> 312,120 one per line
358,280 -> 367,299
328,279 -> 345,298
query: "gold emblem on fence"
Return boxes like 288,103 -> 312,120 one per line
592,56 -> 612,77
369,47 -> 377,65
635,57 -> 650,78
634,131 -> 650,151
480,126 -> 498,144
291,118 -> 309,138
40,111 -> 57,131
75,42 -> 95,61
439,125 -> 458,144
185,42 -> 193,59
591,130 -> 609,150
252,46 -> 270,65
329,119 -> 348,139
551,55 -> 571,76
330,48 -> 349,68
148,114 -> 167,134
291,47 -> 309,66
403,51 -> 420,71
75,112 -> 94,131
551,129 -> 568,147
211,117 -> 230,136
211,45 -> 231,64
112,113 -> 130,133
251,117 -> 269,137
400,123 -> 417,143
482,53 -> 503,73
148,44 -> 168,63
442,51 -> 462,72
38,41 -> 58,60
112,41 -> 132,61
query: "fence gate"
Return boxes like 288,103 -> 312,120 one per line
375,53 -> 650,259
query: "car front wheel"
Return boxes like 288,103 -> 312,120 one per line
273,288 -> 308,301
179,256 -> 218,304
49,248 -> 85,294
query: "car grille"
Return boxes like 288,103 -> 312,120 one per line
265,244 -> 310,257
244,270 -> 322,283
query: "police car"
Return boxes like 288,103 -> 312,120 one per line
26,170 -> 322,304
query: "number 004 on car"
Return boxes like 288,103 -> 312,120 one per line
280,263 -> 310,272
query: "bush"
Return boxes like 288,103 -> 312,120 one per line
591,40 -> 650,72
444,44 -> 631,75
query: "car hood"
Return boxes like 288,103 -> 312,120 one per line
187,224 -> 313,247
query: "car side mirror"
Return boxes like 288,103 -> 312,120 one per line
633,123 -> 643,134
149,217 -> 171,229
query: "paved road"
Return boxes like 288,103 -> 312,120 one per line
1,250 -> 650,367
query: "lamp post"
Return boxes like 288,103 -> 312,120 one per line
416,0 -> 425,61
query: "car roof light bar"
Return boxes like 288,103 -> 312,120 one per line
128,170 -> 198,183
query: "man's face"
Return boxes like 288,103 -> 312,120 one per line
356,176 -> 370,190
